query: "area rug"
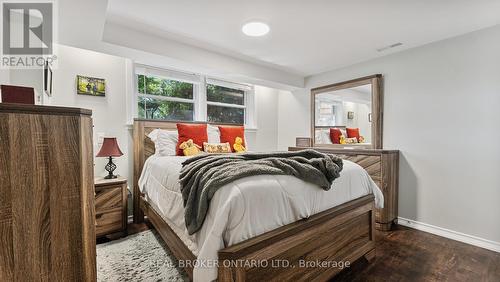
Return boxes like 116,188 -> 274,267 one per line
97,230 -> 189,281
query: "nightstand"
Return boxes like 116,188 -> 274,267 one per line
95,177 -> 128,237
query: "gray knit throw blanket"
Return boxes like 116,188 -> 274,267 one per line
179,149 -> 343,235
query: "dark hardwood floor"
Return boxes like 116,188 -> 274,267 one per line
335,225 -> 500,282
98,222 -> 500,281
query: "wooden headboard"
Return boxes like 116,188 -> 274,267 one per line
132,119 -> 242,223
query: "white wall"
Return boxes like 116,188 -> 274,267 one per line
277,25 -> 500,245
246,86 -> 280,152
0,70 -> 10,86
277,89 -> 310,148
48,45 -> 131,184
9,68 -> 44,104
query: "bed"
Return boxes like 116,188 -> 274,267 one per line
133,119 -> 383,282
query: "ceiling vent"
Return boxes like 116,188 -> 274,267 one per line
377,42 -> 403,52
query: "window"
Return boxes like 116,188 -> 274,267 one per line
206,83 -> 246,124
135,65 -> 255,127
137,74 -> 195,121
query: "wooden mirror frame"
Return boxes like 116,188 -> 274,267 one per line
311,74 -> 383,149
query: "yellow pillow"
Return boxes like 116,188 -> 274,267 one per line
203,142 -> 231,153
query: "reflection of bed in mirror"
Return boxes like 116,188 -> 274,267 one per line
311,74 -> 382,149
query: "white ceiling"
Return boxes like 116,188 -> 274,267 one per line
106,0 -> 500,77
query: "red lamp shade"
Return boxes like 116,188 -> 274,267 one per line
96,137 -> 123,157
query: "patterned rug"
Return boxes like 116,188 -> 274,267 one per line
97,230 -> 189,281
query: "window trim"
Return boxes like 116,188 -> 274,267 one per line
206,101 -> 246,109
138,93 -> 195,104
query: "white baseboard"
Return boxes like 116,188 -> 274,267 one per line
397,217 -> 500,253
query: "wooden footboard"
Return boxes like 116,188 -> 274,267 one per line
218,195 -> 375,281
140,194 -> 375,281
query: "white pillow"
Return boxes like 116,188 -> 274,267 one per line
320,130 -> 333,144
207,124 -> 220,143
148,129 -> 178,156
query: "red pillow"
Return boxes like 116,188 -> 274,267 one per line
176,123 -> 208,156
218,126 -> 245,152
329,128 -> 343,144
346,128 -> 360,141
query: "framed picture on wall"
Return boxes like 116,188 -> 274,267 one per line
44,62 -> 53,97
76,75 -> 106,96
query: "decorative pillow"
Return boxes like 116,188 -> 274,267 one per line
329,128 -> 343,144
203,142 -> 231,153
344,137 -> 358,144
207,124 -> 220,143
346,128 -> 360,140
317,130 -> 333,144
218,126 -> 245,153
147,129 -> 178,156
176,123 -> 208,156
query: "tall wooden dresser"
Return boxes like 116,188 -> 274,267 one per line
0,104 -> 96,281
289,147 -> 399,231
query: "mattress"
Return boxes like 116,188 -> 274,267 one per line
139,155 -> 383,282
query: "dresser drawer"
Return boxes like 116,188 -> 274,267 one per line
96,210 -> 123,237
339,154 -> 382,179
95,186 -> 123,212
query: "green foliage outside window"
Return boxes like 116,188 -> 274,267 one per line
137,74 -> 194,120
137,74 -> 193,98
207,105 -> 244,124
138,96 -> 193,120
207,84 -> 244,105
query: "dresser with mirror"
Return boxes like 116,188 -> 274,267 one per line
290,74 -> 399,231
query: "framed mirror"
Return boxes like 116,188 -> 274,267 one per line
311,74 -> 383,149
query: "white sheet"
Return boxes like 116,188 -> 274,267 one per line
139,155 -> 383,282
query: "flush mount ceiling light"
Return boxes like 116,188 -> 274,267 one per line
242,22 -> 270,37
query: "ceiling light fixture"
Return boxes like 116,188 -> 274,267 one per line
242,22 -> 270,37
377,42 -> 403,52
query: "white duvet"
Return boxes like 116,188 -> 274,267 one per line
139,155 -> 383,282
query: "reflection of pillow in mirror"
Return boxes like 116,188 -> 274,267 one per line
339,128 -> 347,137
320,130 -> 333,144
344,137 -> 358,144
329,128 -> 343,144
346,128 -> 360,140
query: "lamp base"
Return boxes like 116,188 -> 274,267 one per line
104,174 -> 118,179
104,156 -> 118,179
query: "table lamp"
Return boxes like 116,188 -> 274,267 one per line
96,137 -> 123,179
